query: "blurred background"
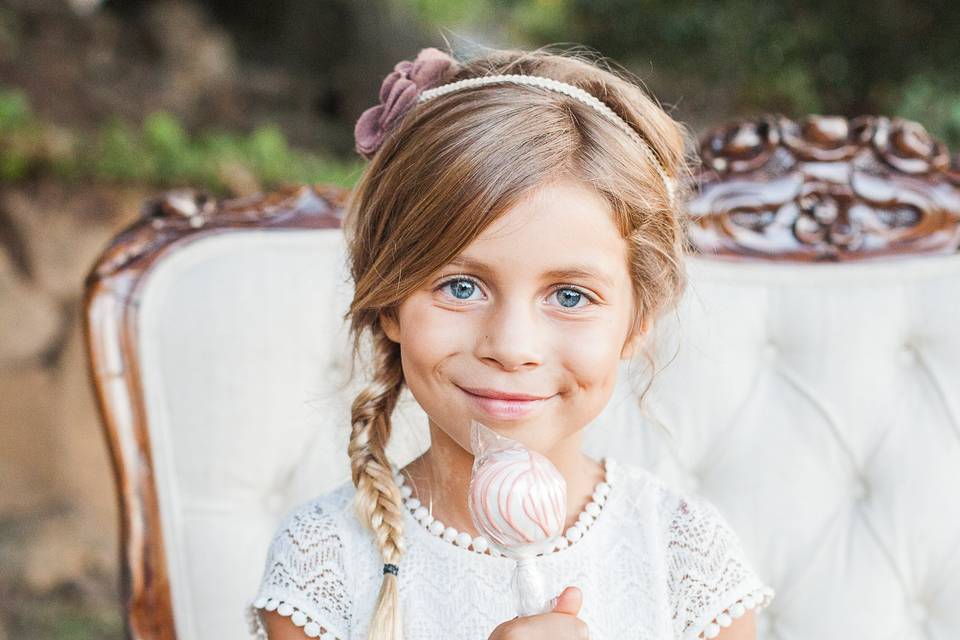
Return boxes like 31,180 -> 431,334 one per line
1,0 -> 958,637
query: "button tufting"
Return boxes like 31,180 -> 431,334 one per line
761,340 -> 779,362
898,343 -> 917,366
907,599 -> 929,623
851,477 -> 869,501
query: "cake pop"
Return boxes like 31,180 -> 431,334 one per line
467,419 -> 567,615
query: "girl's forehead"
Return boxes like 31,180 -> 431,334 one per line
454,182 -> 629,282
477,181 -> 618,241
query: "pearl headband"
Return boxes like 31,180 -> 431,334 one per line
417,73 -> 677,205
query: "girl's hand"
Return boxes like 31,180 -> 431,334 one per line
487,586 -> 589,640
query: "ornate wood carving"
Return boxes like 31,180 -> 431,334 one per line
82,184 -> 347,639
687,115 -> 960,261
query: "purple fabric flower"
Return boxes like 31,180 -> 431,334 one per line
354,47 -> 458,160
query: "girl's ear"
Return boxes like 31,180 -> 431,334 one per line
380,311 -> 401,344
620,317 -> 649,360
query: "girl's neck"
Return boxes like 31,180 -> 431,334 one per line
398,422 -> 605,540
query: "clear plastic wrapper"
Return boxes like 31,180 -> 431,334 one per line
467,419 -> 567,616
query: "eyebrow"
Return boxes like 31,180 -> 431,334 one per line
446,255 -> 616,288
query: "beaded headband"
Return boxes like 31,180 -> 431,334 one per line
416,74 -> 676,204
353,47 -> 676,205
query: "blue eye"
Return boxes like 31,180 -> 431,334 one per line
441,277 -> 481,301
555,288 -> 585,308
435,276 -> 596,309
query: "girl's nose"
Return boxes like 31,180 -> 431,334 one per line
473,299 -> 545,371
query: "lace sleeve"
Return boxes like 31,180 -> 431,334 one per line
666,493 -> 776,640
246,500 -> 352,639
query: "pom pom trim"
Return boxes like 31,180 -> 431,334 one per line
247,596 -> 343,639
696,585 -> 776,639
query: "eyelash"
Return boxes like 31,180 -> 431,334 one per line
434,275 -> 599,308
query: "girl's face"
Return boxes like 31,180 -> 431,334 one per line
380,178 -> 645,456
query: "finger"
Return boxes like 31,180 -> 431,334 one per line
551,585 -> 582,616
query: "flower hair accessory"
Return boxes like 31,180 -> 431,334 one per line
354,47 -> 459,160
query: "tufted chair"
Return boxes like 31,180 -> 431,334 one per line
84,115 -> 960,640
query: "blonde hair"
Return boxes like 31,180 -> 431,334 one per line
341,44 -> 694,639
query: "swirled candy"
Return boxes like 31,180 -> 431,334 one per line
468,445 -> 567,557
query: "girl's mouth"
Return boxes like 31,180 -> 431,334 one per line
456,385 -> 555,420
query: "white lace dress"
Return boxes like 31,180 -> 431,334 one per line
246,457 -> 775,640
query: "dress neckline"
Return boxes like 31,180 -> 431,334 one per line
392,456 -> 617,559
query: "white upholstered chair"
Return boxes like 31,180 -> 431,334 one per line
84,115 -> 960,639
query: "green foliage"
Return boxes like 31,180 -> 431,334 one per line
246,124 -> 290,185
143,111 -> 203,183
0,92 -> 363,193
0,87 -> 39,180
404,0 -> 960,149
6,2 -> 960,186
896,76 -> 960,148
0,87 -> 31,133
1,587 -> 123,640
403,0 -> 495,27
509,0 -> 571,42
94,119 -> 153,183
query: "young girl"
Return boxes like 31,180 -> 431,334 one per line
246,45 -> 775,640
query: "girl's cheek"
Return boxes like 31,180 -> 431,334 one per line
558,320 -> 626,373
404,307 -> 468,364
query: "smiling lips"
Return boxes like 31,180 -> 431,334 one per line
457,385 -> 555,420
